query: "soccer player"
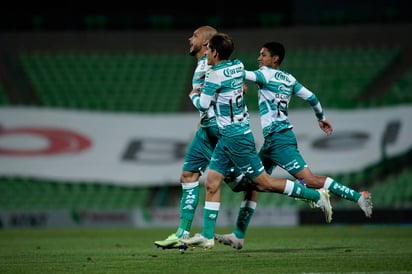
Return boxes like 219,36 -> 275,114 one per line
181,33 -> 333,250
154,25 -> 218,250
153,26 -> 257,250
215,41 -> 373,250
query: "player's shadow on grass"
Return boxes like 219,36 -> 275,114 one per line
240,246 -> 353,253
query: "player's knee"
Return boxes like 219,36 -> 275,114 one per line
180,171 -> 200,183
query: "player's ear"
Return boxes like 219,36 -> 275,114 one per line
213,49 -> 218,58
273,55 -> 279,65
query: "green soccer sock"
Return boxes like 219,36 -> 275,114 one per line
233,200 -> 256,239
286,180 -> 320,202
202,202 -> 220,239
324,177 -> 361,202
176,182 -> 199,238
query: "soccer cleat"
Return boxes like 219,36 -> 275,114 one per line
214,233 -> 244,250
307,200 -> 317,209
295,197 -> 317,209
358,191 -> 373,218
316,189 -> 333,223
154,233 -> 188,251
181,233 -> 214,249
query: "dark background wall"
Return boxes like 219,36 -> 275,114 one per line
0,1 -> 410,31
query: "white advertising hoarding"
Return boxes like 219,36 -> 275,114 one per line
0,105 -> 411,187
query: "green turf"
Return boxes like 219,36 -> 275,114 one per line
0,226 -> 411,273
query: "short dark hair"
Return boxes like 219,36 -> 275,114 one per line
263,42 -> 285,64
208,33 -> 234,60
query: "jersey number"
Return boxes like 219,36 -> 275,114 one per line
277,100 -> 288,117
229,94 -> 243,122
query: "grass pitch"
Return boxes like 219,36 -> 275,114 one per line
1,225 -> 411,273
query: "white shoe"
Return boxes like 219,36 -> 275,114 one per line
181,233 -> 214,249
358,191 -> 373,218
215,233 -> 244,250
316,189 -> 333,223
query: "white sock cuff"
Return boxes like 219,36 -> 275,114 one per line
205,201 -> 220,210
241,200 -> 257,209
181,181 -> 199,189
324,177 -> 334,189
284,180 -> 295,195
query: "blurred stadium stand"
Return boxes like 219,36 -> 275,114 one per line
0,4 -> 411,222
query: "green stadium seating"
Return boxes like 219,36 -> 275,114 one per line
19,52 -> 193,113
0,178 -> 153,210
369,169 -> 412,208
18,46 -> 404,112
379,67 -> 412,105
0,81 -> 10,105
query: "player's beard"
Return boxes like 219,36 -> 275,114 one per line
189,44 -> 202,56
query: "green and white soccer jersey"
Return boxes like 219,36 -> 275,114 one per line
245,66 -> 325,137
192,59 -> 248,136
191,59 -> 265,179
193,55 -> 217,128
